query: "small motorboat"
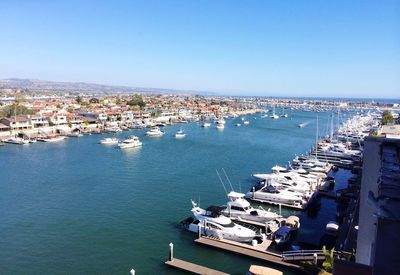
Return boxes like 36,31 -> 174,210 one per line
273,225 -> 291,245
4,137 -> 30,145
67,131 -> 83,137
201,122 -> 211,128
100,137 -> 119,145
146,126 -> 164,137
175,130 -> 186,139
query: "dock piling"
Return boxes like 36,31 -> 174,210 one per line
169,242 -> 174,261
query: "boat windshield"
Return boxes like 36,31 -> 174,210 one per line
218,221 -> 235,228
262,185 -> 279,193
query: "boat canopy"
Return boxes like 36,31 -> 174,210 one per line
205,206 -> 225,217
248,265 -> 283,275
271,165 -> 287,172
227,191 -> 245,199
286,216 -> 300,227
275,225 -> 291,236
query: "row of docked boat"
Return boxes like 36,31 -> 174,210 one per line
246,112 -> 378,210
2,135 -> 68,144
249,163 -> 328,209
181,191 -> 300,246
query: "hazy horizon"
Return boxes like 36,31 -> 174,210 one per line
1,1 -> 399,98
1,77 -> 400,101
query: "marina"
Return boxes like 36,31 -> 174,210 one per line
0,108 -> 389,274
1,1 -> 399,273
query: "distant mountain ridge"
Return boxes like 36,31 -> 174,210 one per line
0,78 -> 201,94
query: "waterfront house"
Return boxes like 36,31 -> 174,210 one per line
0,122 -> 10,133
29,115 -> 50,128
0,116 -> 33,131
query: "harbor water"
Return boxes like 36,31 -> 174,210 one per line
0,110 -> 348,274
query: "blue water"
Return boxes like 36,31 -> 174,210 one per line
0,111 -> 347,274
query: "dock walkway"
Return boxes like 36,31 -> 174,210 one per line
195,236 -> 303,270
165,258 -> 229,275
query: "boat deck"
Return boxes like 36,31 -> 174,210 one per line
248,198 -> 306,210
165,258 -> 229,275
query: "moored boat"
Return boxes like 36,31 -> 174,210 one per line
146,126 -> 164,137
118,136 -> 142,149
175,130 -> 186,139
190,201 -> 258,242
100,137 -> 119,144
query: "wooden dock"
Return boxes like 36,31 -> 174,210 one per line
195,236 -> 304,270
165,258 -> 229,275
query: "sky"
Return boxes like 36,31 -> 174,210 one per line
0,0 -> 399,98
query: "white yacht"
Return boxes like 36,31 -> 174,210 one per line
37,135 -> 66,142
221,192 -> 281,226
191,201 -> 257,243
100,137 -> 119,145
104,126 -> 122,133
216,123 -> 225,130
270,106 -> 279,119
5,137 -> 30,145
264,178 -> 312,197
175,130 -> 186,139
67,131 -> 83,137
201,122 -> 211,128
146,126 -> 164,137
243,120 -> 250,125
245,185 -> 306,209
118,136 -> 142,149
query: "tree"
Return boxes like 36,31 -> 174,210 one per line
76,96 -> 82,104
89,98 -> 100,104
0,103 -> 35,117
127,95 -> 146,109
381,110 -> 394,125
322,245 -> 334,273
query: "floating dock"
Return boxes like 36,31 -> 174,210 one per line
165,258 -> 229,275
194,236 -> 305,271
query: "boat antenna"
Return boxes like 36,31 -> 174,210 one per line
239,181 -> 242,193
215,169 -> 228,195
222,168 -> 234,191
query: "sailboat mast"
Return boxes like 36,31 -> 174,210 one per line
330,112 -> 334,140
315,115 -> 319,158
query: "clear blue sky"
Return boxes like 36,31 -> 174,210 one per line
0,0 -> 399,98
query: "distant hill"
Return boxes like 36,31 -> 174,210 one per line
0,78 -> 203,95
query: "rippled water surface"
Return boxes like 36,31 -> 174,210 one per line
1,111 -> 348,274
